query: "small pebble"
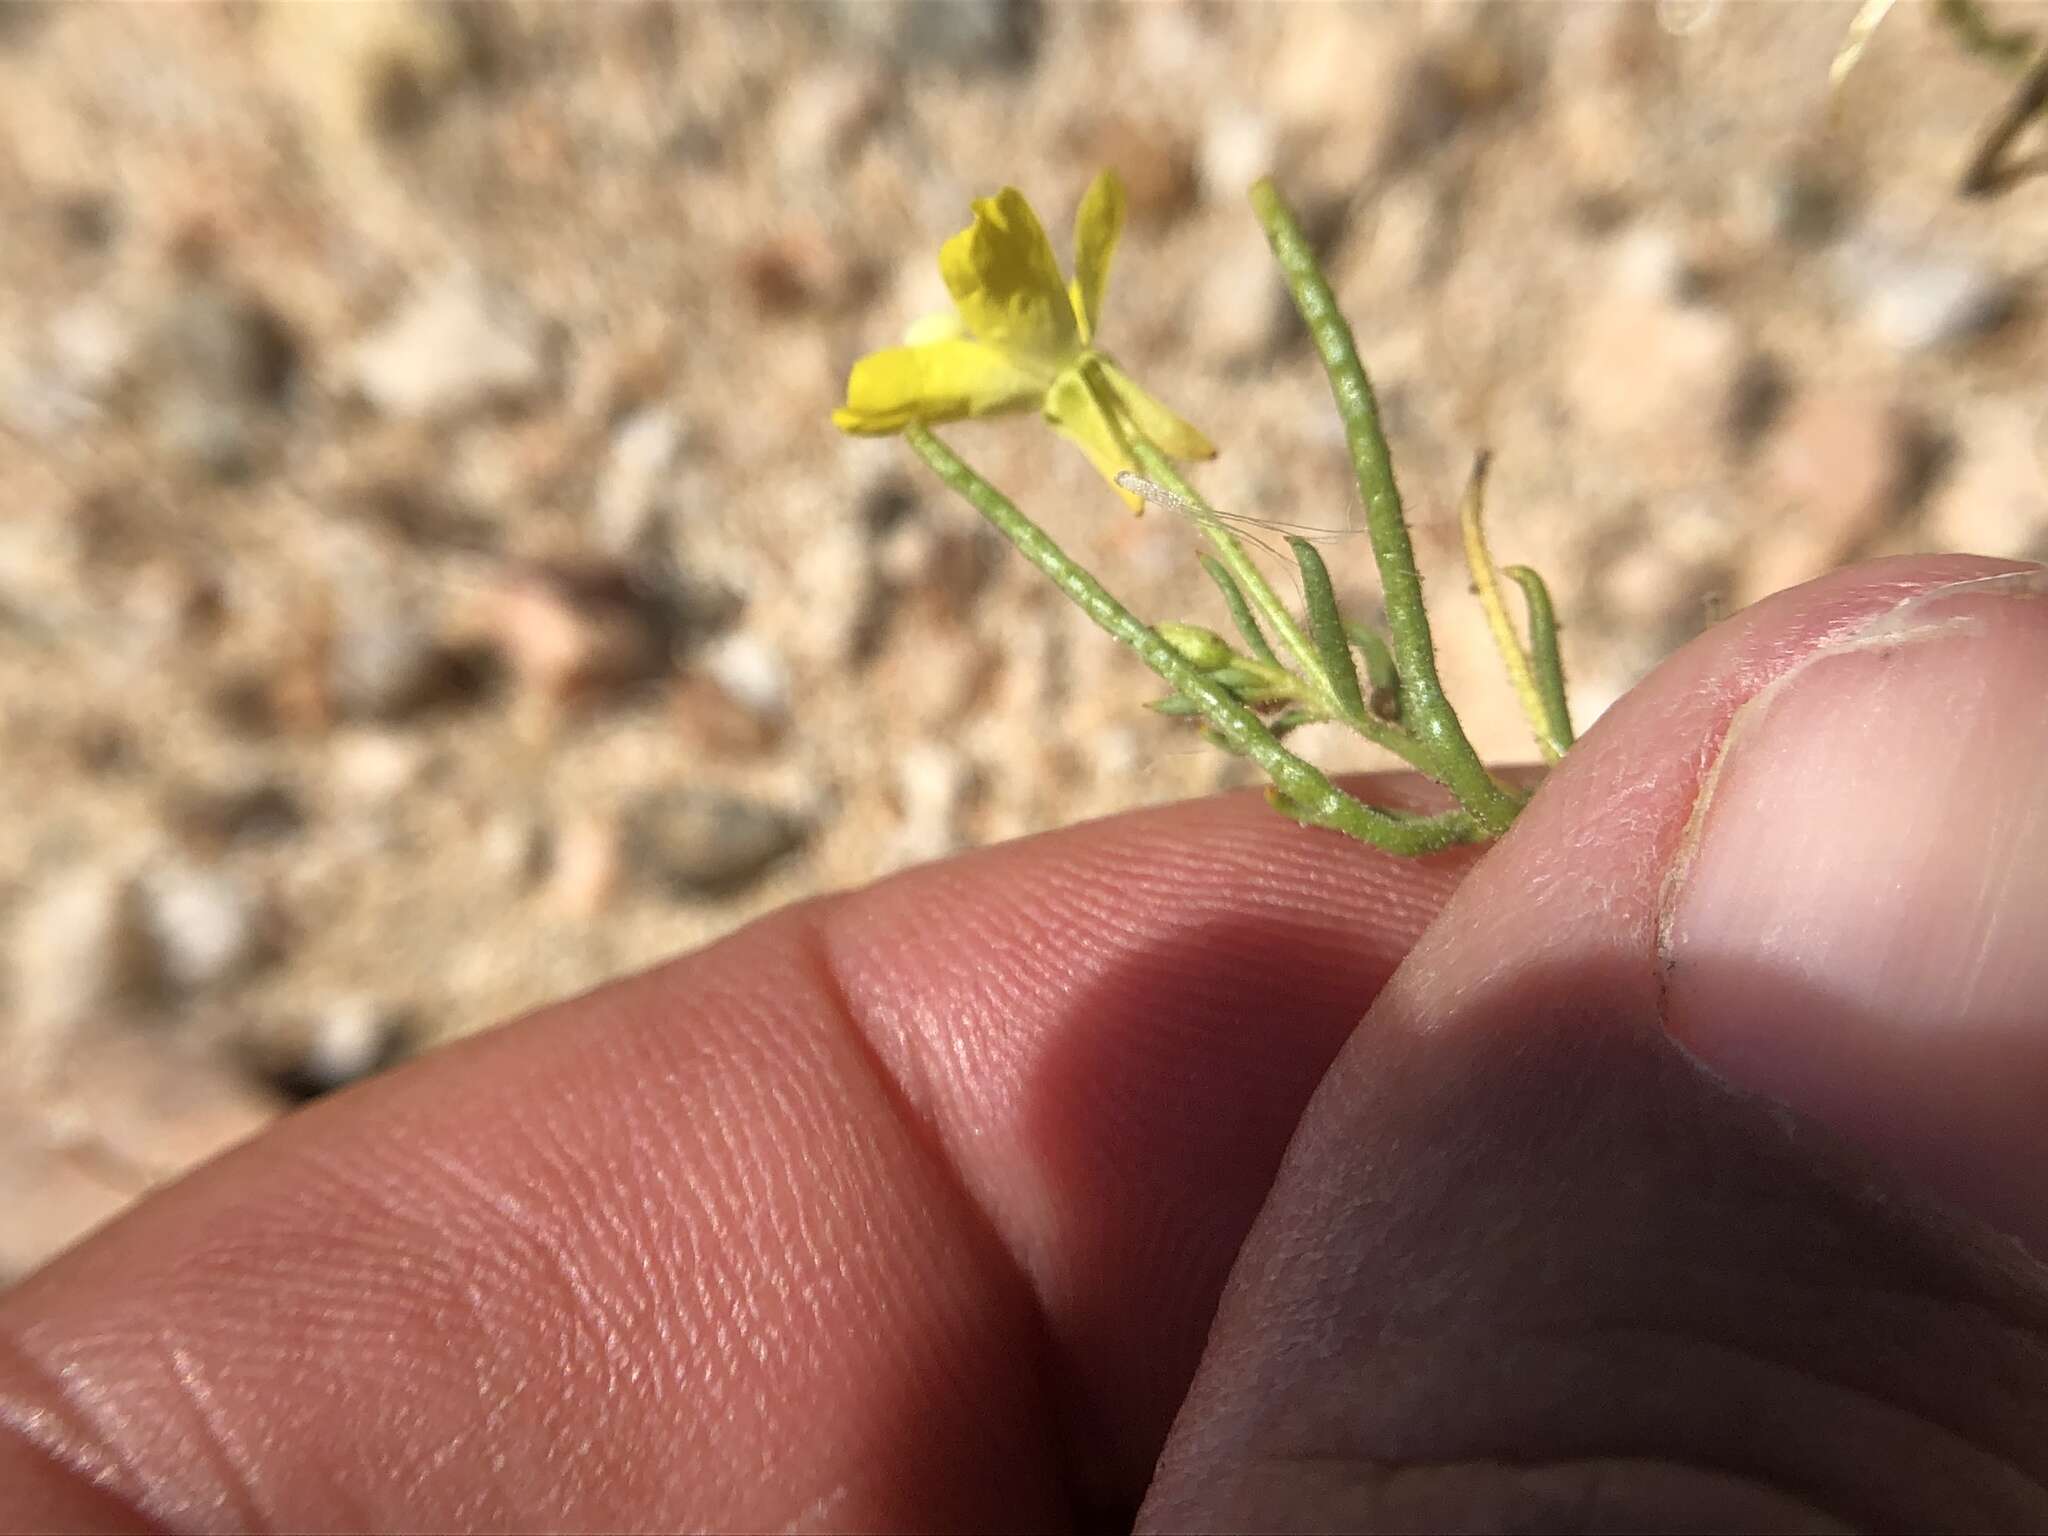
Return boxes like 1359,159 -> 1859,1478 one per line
267,0 -> 480,144
167,779 -> 306,852
9,870 -> 158,1071
484,810 -> 552,889
773,65 -> 888,183
157,279 -> 298,406
466,559 -> 670,712
268,997 -> 408,1101
48,298 -> 140,406
328,598 -> 447,720
793,523 -> 884,665
1609,223 -> 1700,304
1199,108 -> 1277,204
137,863 -> 268,994
593,407 -> 685,558
1733,161 -> 1842,247
1834,234 -> 2016,354
1087,117 -> 1199,224
672,673 -> 784,758
875,0 -> 1038,69
550,811 -> 625,916
736,226 -> 866,316
346,271 -> 553,422
331,732 -> 429,801
886,741 -> 976,867
700,632 -> 791,723
150,278 -> 298,479
630,788 -> 809,897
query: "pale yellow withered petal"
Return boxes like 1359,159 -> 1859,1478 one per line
832,338 -> 1045,435
938,187 -> 1080,369
1068,169 -> 1125,347
1095,357 -> 1216,460
1045,367 -> 1144,510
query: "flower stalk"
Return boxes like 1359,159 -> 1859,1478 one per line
904,424 -> 1482,855
1248,179 -> 1524,835
838,171 -> 1580,856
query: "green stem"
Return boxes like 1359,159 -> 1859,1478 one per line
1124,441 -> 1438,773
1249,178 -> 1522,835
1129,439 -> 1435,772
905,424 -> 1481,855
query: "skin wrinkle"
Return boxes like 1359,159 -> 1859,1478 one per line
792,913 -> 1081,1508
12,913 -> 1062,1528
0,1322 -> 155,1524
297,1143 -> 605,1481
812,790 -> 1479,1504
1240,1451 -> 1857,1531
1570,1321 -> 2048,1512
1202,1220 -> 2048,1527
409,1142 -> 646,1422
157,1340 -> 264,1532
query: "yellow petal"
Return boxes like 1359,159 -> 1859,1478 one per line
1094,356 -> 1217,461
1045,366 -> 1144,510
1069,170 -> 1125,346
901,310 -> 966,347
832,339 -> 1045,436
938,187 -> 1080,370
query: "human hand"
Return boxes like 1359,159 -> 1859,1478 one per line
5,556 -> 2047,1532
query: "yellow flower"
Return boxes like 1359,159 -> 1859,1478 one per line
833,171 -> 1214,509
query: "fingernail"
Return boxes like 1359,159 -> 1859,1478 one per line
1661,569 -> 2048,1248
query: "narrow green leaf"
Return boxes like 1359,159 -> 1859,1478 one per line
1288,536 -> 1368,721
1146,693 -> 1204,717
1504,564 -> 1575,754
1198,554 -> 1279,666
1342,621 -> 1400,719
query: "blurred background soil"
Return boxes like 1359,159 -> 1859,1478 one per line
3,0 -> 2045,1279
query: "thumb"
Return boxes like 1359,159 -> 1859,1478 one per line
1142,557 -> 2048,1531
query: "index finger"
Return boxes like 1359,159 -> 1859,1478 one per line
1,776 -> 1485,1532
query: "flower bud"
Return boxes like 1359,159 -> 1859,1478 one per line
1156,623 -> 1235,671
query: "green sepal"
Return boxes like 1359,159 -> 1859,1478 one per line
1155,621 -> 1235,672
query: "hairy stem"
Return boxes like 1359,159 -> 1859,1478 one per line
905,425 -> 1481,854
1249,179 -> 1522,834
